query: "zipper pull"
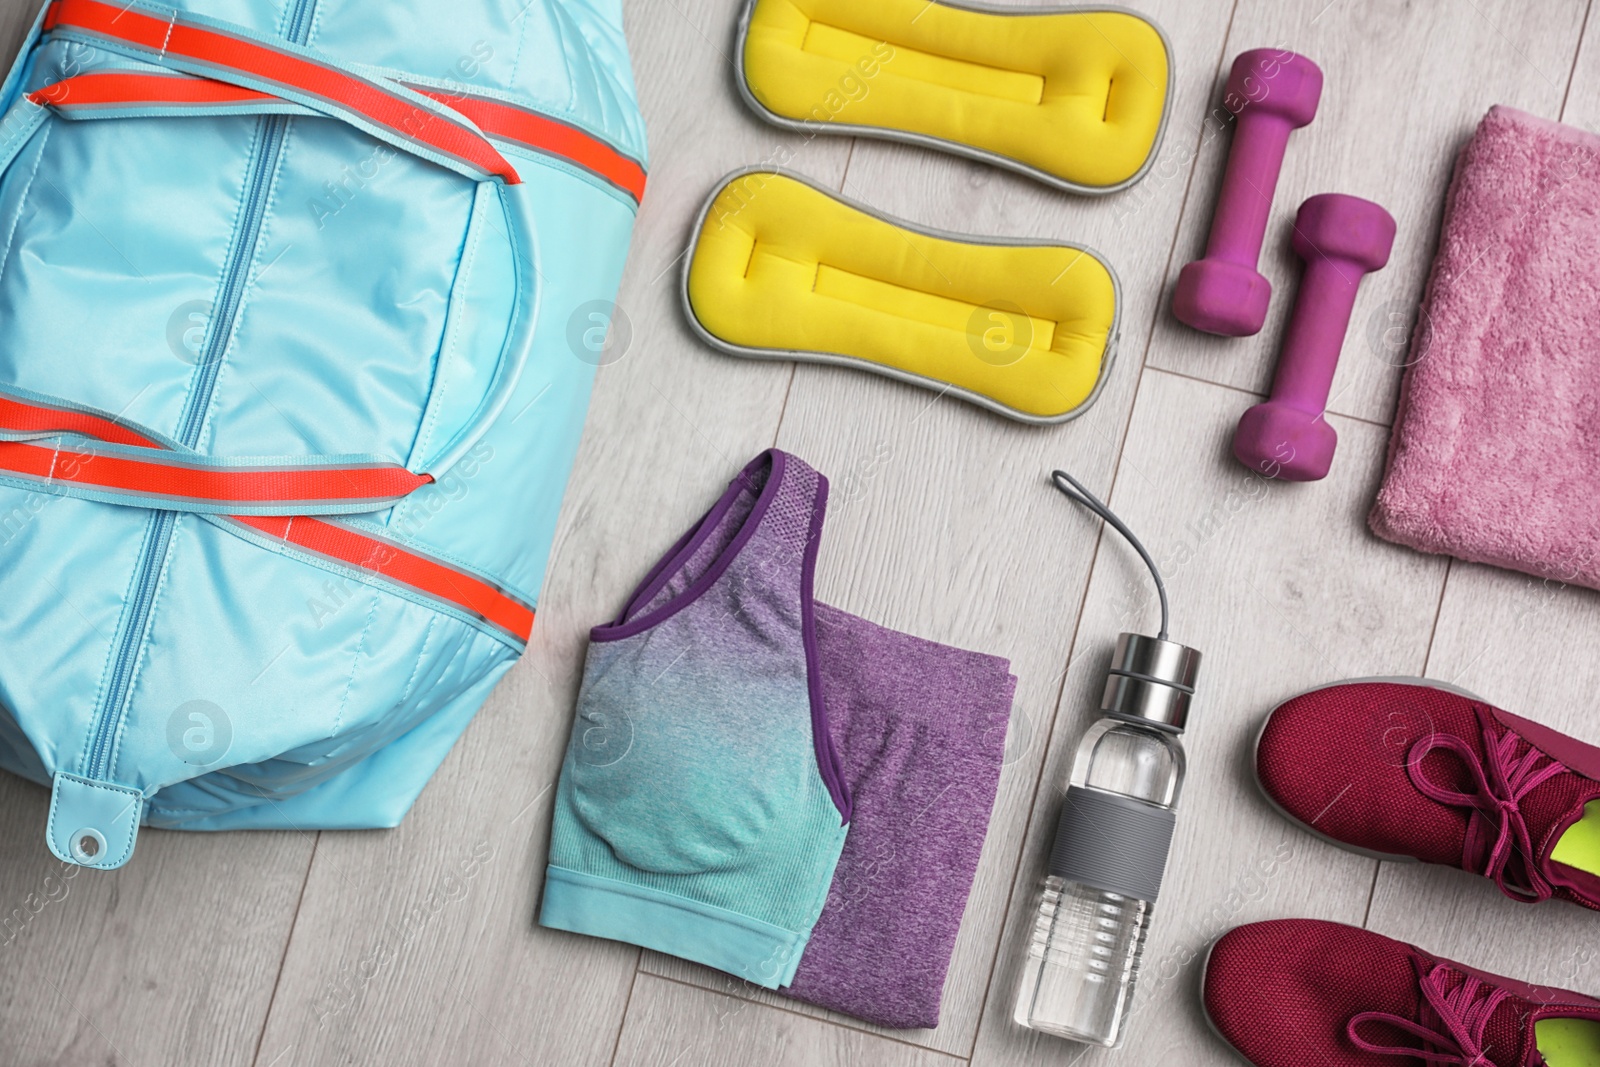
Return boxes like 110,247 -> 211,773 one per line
48,773 -> 143,869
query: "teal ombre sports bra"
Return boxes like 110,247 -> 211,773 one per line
541,450 -> 850,988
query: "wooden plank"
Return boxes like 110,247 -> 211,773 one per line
1147,0 -> 1589,427
969,368 -> 1448,1065
613,974 -> 962,1067
0,774 -> 312,1066
1565,0 -> 1600,122
245,679 -> 641,1067
534,0 -> 856,612
640,0 -> 1239,1055
528,0 -> 853,671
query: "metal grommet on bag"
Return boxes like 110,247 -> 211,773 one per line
70,826 -> 106,863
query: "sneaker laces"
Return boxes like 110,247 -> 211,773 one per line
1347,963 -> 1519,1066
1405,707 -> 1567,903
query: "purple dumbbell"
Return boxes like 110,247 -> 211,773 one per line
1232,193 -> 1396,482
1173,49 -> 1323,336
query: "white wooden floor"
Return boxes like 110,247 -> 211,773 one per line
3,0 -> 1600,1064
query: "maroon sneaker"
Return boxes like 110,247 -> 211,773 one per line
1203,919 -> 1600,1066
1254,680 -> 1600,910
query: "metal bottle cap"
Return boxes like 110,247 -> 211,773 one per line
1100,633 -> 1201,733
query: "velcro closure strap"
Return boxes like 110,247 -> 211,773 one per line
42,0 -> 519,183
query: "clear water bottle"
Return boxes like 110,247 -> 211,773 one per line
1013,630 -> 1199,1046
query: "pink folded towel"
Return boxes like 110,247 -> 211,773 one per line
1371,105 -> 1600,589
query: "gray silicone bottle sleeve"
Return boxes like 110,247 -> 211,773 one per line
1047,786 -> 1177,902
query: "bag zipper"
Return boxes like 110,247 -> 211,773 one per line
82,0 -> 318,781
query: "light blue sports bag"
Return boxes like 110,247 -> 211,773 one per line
0,0 -> 646,869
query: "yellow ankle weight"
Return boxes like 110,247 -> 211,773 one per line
682,170 -> 1120,424
735,0 -> 1172,193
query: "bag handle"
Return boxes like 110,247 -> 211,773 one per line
0,384 -> 428,514
34,0 -> 566,476
41,0 -> 519,182
0,383 -> 536,644
25,0 -> 547,480
0,175 -> 533,511
29,69 -> 647,203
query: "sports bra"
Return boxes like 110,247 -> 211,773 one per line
541,449 -> 850,988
